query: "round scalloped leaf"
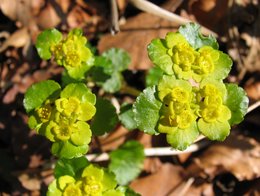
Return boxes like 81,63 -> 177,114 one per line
103,190 -> 125,196
165,32 -> 190,49
157,75 -> 191,101
82,164 -> 104,180
102,72 -> 122,93
51,141 -> 89,159
225,83 -> 249,125
70,121 -> 92,146
116,186 -> 141,196
109,140 -> 144,185
60,83 -> 96,105
66,59 -> 94,80
102,48 -> 131,73
90,98 -> 119,136
198,119 -> 230,141
119,103 -> 137,131
133,86 -> 162,135
178,23 -> 218,50
36,29 -> 62,60
102,170 -> 117,191
166,121 -> 199,151
24,80 -> 61,113
54,157 -> 89,179
200,78 -> 227,97
147,39 -> 174,75
145,66 -> 164,87
47,180 -> 62,196
208,52 -> 232,80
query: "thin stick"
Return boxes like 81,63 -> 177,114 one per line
86,139 -> 209,162
129,0 -> 217,36
247,100 -> 260,114
110,0 -> 120,34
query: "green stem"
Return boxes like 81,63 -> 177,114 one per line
120,83 -> 141,97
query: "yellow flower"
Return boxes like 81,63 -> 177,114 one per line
36,100 -> 53,123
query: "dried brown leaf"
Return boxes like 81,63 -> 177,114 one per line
55,0 -> 71,13
188,0 -> 228,34
18,174 -> 41,191
0,0 -> 33,26
0,28 -> 30,53
245,79 -> 260,101
98,1 -> 182,70
187,134 -> 260,181
37,3 -> 61,29
130,163 -> 184,196
67,5 -> 91,28
98,126 -> 129,152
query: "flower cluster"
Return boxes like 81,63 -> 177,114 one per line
27,82 -> 96,158
51,29 -> 92,68
155,76 -> 233,149
36,28 -> 93,79
48,164 -> 125,196
164,32 -> 229,82
136,23 -> 249,150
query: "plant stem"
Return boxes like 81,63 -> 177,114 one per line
121,84 -> 141,97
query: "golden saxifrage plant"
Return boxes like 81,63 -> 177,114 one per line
23,23 -> 248,195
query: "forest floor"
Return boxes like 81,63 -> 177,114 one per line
0,0 -> 260,195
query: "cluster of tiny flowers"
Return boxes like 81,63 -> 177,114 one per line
151,31 -> 234,149
165,32 -> 222,82
48,164 -> 124,196
50,29 -> 93,71
32,85 -> 96,147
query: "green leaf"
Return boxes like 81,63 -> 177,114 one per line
61,71 -> 83,87
103,190 -> 125,196
198,119 -> 230,141
209,52 -> 232,80
166,122 -> 199,151
145,66 -> 164,87
54,157 -> 89,179
66,60 -> 94,80
225,83 -> 249,125
119,103 -> 137,130
178,23 -> 218,50
147,39 -> 174,75
102,170 -> 118,191
60,83 -> 96,105
70,121 -> 92,146
116,186 -> 141,196
36,29 -> 62,60
28,115 -> 38,129
103,72 -> 122,93
47,180 -> 62,196
51,141 -> 89,159
91,98 -> 119,136
24,80 -> 61,113
109,140 -> 144,185
102,48 -> 131,73
89,66 -> 110,85
133,86 -> 162,135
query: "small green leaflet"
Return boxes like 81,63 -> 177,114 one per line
109,140 -> 145,185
